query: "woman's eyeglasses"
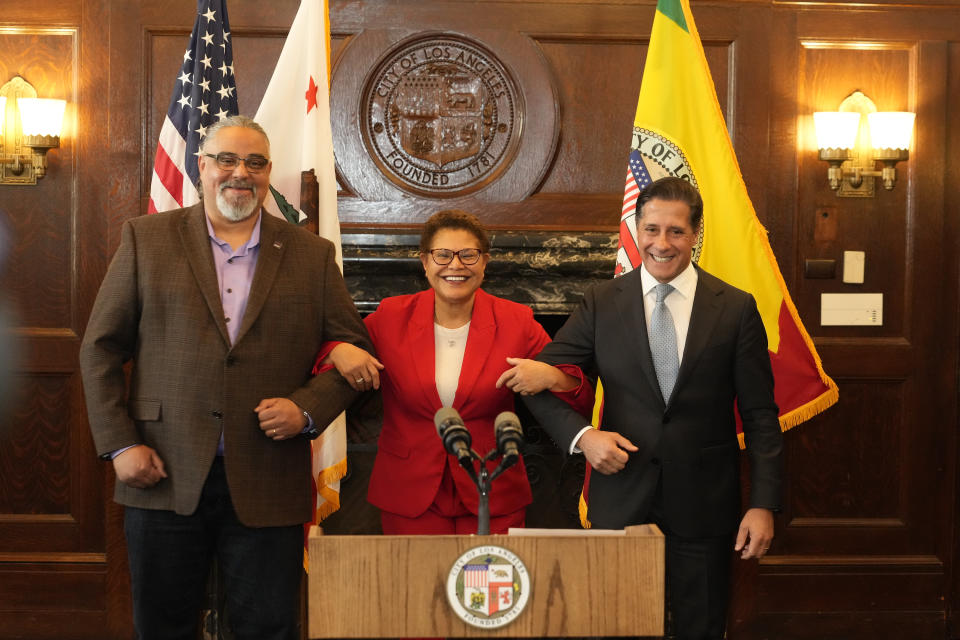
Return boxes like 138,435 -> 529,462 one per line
427,248 -> 483,265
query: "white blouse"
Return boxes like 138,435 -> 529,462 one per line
434,322 -> 470,407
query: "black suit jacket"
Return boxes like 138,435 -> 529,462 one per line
524,266 -> 783,538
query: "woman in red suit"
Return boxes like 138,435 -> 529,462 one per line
324,210 -> 592,535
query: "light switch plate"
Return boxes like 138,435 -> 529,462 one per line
843,251 -> 865,284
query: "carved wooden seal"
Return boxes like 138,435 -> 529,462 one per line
332,30 -> 559,205
362,36 -> 521,197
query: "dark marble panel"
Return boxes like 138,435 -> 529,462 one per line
341,229 -> 618,314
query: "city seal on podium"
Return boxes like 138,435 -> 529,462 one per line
446,545 -> 530,629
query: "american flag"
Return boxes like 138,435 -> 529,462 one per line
147,0 -> 238,214
615,148 -> 653,274
464,565 -> 489,588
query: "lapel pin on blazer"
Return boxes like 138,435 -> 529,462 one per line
273,240 -> 283,250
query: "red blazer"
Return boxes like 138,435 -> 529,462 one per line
365,288 -> 591,518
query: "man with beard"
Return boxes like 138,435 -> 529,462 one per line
80,115 -> 371,640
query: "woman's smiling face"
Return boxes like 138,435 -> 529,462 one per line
420,228 -> 490,307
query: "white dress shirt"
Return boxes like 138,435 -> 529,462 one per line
570,262 -> 699,454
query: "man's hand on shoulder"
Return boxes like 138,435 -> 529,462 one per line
113,445 -> 167,489
577,429 -> 638,475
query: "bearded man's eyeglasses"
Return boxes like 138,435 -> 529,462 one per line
204,152 -> 270,172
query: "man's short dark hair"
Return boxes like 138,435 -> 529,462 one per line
635,177 -> 703,231
419,209 -> 491,254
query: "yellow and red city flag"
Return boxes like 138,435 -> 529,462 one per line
254,0 -> 344,566
583,0 -> 838,526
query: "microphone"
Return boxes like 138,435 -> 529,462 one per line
435,407 -> 472,464
494,411 -> 523,468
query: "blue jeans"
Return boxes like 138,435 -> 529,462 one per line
124,457 -> 303,640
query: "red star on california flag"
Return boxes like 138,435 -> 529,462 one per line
305,75 -> 318,114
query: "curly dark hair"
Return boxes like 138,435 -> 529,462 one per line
419,209 -> 491,254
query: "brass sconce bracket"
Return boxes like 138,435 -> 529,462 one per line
0,76 -> 64,185
872,148 -> 909,190
829,91 -> 875,198
813,91 -> 913,198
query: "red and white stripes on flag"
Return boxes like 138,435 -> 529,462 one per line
148,123 -> 193,213
147,0 -> 238,214
464,565 -> 489,588
616,150 -> 655,275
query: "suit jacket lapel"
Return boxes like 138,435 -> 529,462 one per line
454,289 -> 495,409
409,289 -> 443,409
614,272 -> 663,404
179,204 -> 231,346
675,267 -> 723,394
235,211 -> 284,345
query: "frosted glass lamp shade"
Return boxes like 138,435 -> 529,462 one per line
813,112 -> 860,150
867,112 -> 915,150
16,98 -> 66,137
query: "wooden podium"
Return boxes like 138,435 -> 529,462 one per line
307,525 -> 664,638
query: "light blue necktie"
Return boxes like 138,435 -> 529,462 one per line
650,283 -> 679,401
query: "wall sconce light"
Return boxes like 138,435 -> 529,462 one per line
813,90 -> 914,197
0,76 -> 67,185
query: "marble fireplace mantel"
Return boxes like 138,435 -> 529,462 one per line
341,229 -> 619,315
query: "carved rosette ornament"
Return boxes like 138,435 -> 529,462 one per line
361,35 -> 522,197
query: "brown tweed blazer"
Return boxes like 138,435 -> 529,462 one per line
80,204 -> 371,527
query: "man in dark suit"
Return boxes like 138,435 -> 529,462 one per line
80,115 -> 371,640
523,176 -> 783,640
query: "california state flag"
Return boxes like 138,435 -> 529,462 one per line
584,0 -> 838,525
254,0 -> 346,545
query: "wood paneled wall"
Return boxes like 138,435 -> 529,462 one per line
2,1 -> 959,638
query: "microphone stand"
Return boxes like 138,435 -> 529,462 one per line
455,448 -> 517,536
